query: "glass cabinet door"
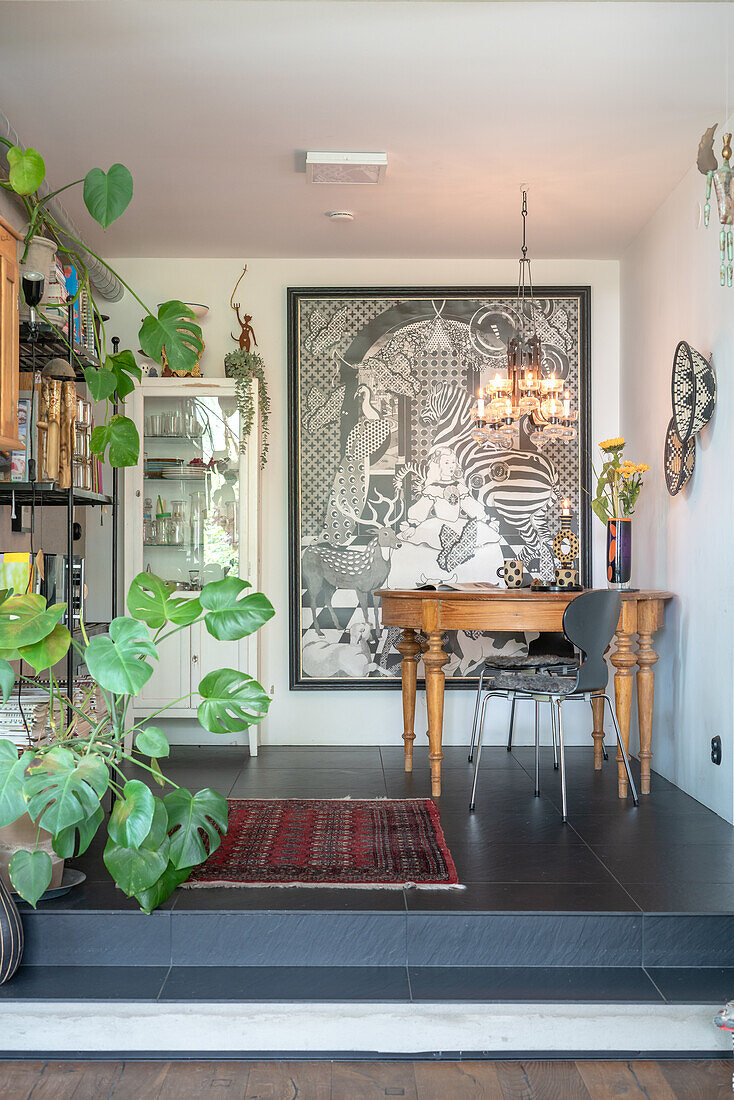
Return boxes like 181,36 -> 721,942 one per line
142,393 -> 240,590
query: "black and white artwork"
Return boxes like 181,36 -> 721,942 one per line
288,287 -> 591,690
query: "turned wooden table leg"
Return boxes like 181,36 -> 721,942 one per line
591,694 -> 605,770
636,601 -> 660,795
397,628 -> 421,773
610,612 -> 638,799
423,630 -> 448,798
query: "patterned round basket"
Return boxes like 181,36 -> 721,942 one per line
671,341 -> 716,443
664,417 -> 695,496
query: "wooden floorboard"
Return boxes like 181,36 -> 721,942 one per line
0,1059 -> 729,1100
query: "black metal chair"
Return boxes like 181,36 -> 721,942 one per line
469,590 -> 638,821
468,632 -> 581,766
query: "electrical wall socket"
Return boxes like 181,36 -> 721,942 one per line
711,736 -> 722,766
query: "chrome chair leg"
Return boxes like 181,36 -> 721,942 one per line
470,691 -> 496,812
506,694 -> 517,752
550,697 -> 559,770
534,699 -> 540,797
469,666 -> 485,763
556,697 -> 568,822
603,694 -> 639,805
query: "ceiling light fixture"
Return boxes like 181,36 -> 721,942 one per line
325,211 -> 354,221
307,152 -> 387,185
470,190 -> 577,449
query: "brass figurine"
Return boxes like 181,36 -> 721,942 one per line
230,265 -> 258,352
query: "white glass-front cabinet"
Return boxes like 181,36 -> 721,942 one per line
124,379 -> 262,751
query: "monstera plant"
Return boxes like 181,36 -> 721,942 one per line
0,574 -> 274,912
0,140 -> 203,468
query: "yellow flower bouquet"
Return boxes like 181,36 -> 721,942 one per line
590,437 -> 649,524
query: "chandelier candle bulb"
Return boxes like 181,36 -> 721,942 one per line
564,391 -> 571,418
561,498 -> 571,517
477,388 -> 485,419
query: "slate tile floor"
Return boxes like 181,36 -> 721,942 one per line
5,744 -> 734,1007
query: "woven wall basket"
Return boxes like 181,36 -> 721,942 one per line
664,416 -> 695,496
671,341 -> 716,443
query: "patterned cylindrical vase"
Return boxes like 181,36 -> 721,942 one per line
606,518 -> 632,589
0,874 -> 23,984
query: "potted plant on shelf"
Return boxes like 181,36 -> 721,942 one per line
0,140 -> 203,469
223,350 -> 271,468
0,572 -> 274,983
590,437 -> 650,588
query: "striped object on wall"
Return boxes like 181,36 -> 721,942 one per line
0,876 -> 23,985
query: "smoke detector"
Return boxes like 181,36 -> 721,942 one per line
326,211 -> 354,221
306,152 -> 387,184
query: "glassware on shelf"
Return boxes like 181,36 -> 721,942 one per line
170,500 -> 186,545
142,394 -> 240,580
185,415 -> 203,438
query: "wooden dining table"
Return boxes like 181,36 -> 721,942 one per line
376,586 -> 674,799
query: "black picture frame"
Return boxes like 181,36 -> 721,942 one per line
288,285 -> 592,691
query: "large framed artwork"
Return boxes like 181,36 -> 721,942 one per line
288,286 -> 591,690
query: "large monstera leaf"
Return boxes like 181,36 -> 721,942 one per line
200,577 -> 274,642
7,145 -> 45,195
164,787 -> 227,870
18,624 -> 71,673
90,414 -> 139,467
84,617 -> 157,694
104,797 -> 170,898
108,780 -> 155,849
197,668 -> 271,735
0,594 -> 66,650
139,300 -> 203,375
0,659 -> 14,704
53,804 -> 104,860
0,740 -> 34,827
25,747 -> 108,835
135,860 -> 192,915
9,849 -> 52,908
127,572 -> 201,630
83,163 -> 133,229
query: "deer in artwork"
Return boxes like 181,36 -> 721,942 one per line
302,491 -> 403,636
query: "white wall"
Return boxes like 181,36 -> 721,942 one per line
621,150 -> 734,821
106,258 -> 620,747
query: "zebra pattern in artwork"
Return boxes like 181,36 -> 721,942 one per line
420,381 -> 559,576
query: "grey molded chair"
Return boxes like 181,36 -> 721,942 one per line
468,633 -> 581,765
469,590 -> 638,821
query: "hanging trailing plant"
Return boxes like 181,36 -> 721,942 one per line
223,350 -> 270,468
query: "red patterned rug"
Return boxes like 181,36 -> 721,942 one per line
183,798 -> 460,889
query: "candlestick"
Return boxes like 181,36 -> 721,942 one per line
561,498 -> 571,517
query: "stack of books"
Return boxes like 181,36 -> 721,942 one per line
42,255 -> 68,327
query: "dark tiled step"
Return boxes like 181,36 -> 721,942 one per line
2,964 -> 725,1005
18,904 -> 734,968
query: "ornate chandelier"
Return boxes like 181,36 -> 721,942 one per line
471,190 -> 577,448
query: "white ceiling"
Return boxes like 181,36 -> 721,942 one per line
0,1 -> 731,259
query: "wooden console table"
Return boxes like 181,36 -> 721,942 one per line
376,588 -> 673,798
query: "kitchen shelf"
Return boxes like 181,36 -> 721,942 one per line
144,542 -> 201,549
19,320 -> 99,379
145,434 -> 204,442
16,300 -> 119,716
0,483 -> 112,507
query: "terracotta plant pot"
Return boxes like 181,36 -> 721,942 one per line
0,814 -> 64,893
